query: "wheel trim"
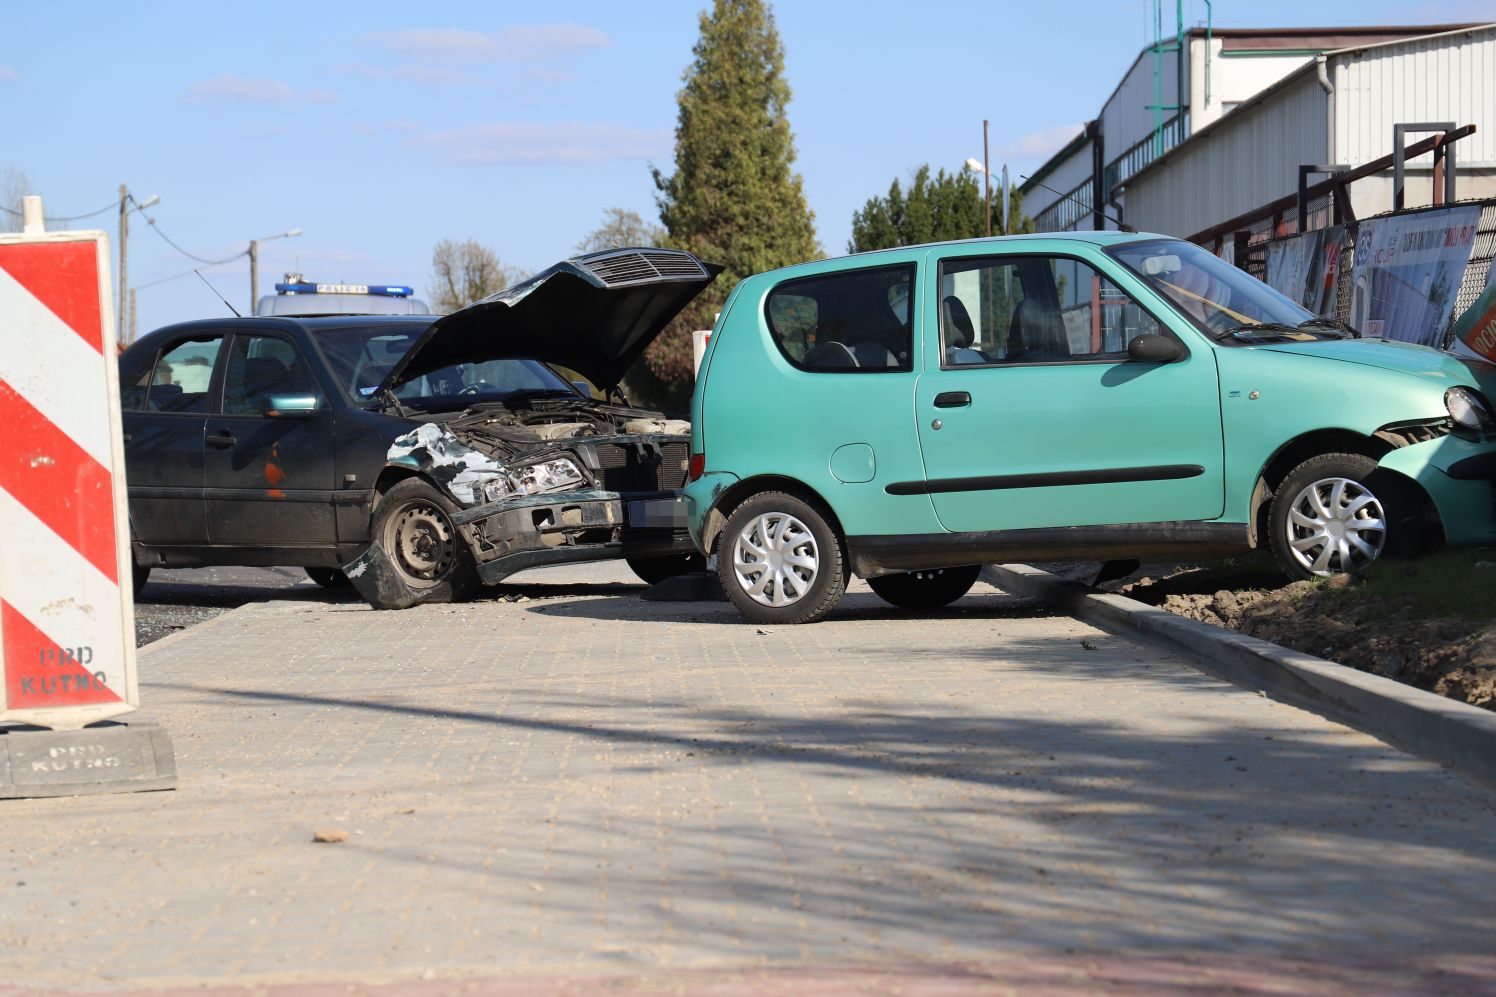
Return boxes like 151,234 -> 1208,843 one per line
388,501 -> 456,585
731,511 -> 820,607
1284,476 -> 1387,575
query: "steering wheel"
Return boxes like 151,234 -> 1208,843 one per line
458,381 -> 492,396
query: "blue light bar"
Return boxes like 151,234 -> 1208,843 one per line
273,282 -> 414,297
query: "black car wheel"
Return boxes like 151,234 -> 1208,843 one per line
717,491 -> 847,625
373,478 -> 480,603
305,567 -> 352,589
866,565 -> 981,610
131,563 -> 151,597
626,552 -> 706,585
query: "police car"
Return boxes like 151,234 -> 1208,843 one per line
256,274 -> 433,317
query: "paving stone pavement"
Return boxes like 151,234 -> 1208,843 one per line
3,564 -> 1496,993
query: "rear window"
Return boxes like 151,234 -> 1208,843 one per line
764,264 -> 915,372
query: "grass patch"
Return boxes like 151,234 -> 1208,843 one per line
1323,549 -> 1496,622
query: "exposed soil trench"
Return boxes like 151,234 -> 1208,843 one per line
1105,559 -> 1496,712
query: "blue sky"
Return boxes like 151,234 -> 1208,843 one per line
3,0 -> 1489,336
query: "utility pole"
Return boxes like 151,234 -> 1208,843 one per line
249,239 -> 258,316
982,120 -> 992,238
117,184 -> 128,342
129,288 -> 137,346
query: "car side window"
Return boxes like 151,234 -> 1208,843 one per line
119,353 -> 156,411
938,256 -> 1164,366
143,337 -> 223,412
222,335 -> 320,416
765,264 -> 915,372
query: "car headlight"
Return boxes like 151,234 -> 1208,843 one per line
480,475 -> 513,503
511,458 -> 585,495
1445,387 -> 1496,432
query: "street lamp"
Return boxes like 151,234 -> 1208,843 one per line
964,156 -> 1010,237
249,228 -> 302,315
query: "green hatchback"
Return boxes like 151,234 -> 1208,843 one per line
685,232 -> 1496,624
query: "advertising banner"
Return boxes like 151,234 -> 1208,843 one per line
1347,206 -> 1482,346
1265,226 -> 1346,317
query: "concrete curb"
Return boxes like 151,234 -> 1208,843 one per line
983,563 -> 1496,789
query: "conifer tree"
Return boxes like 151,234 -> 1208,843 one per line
644,0 -> 818,404
849,166 -> 1033,253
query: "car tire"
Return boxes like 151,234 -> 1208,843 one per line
717,491 -> 846,625
372,478 -> 481,604
305,567 -> 352,589
1269,452 -> 1410,580
626,553 -> 706,585
867,565 -> 981,610
131,563 -> 151,597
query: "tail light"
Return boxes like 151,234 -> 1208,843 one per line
687,452 -> 705,482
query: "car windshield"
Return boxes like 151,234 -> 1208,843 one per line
1107,239 -> 1352,344
313,324 -> 577,408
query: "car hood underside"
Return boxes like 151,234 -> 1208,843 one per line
380,247 -> 722,394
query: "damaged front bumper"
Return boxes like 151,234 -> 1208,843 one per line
455,487 -> 693,583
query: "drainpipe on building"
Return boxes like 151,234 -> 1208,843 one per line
1315,55 -> 1335,164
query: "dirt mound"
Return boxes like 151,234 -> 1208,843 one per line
1118,569 -> 1496,711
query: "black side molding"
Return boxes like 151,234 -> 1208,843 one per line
885,464 -> 1205,496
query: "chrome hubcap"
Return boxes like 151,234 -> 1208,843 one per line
1285,476 -> 1387,575
732,512 -> 819,607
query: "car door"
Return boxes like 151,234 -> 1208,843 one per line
120,333 -> 224,545
203,331 -> 338,546
913,248 -> 1224,534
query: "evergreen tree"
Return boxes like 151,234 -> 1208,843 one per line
849,166 -> 1033,253
645,0 -> 818,406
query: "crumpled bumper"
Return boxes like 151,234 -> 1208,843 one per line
1378,433 -> 1496,546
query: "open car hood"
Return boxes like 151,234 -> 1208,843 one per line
380,248 -> 722,394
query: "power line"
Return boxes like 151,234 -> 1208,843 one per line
0,197 -> 124,221
130,194 -> 246,266
134,257 -> 239,291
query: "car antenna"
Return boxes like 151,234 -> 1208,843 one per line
1017,175 -> 1137,233
193,269 -> 242,318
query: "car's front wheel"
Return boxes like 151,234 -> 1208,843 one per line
867,565 -> 981,610
372,478 -> 480,604
626,552 -> 706,585
1269,452 -> 1407,580
717,491 -> 846,624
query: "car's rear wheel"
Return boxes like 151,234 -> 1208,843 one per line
717,491 -> 846,624
373,478 -> 480,603
1269,452 -> 1405,580
131,563 -> 151,597
867,565 -> 981,610
306,567 -> 351,589
626,552 -> 706,585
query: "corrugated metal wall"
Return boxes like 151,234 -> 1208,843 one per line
1122,74 -> 1328,238
1333,26 -> 1496,167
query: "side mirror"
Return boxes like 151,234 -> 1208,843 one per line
1127,334 -> 1183,364
264,393 -> 319,418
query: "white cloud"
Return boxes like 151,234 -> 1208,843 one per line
992,123 -> 1086,161
0,66 -> 17,83
364,23 -> 612,64
187,74 -> 295,102
403,122 -> 669,166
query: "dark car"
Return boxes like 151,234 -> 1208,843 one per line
119,247 -> 721,609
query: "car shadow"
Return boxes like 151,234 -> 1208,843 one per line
528,587 -> 1050,626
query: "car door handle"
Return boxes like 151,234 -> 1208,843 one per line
206,431 -> 236,448
933,391 -> 971,408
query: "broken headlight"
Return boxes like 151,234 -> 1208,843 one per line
481,476 -> 513,503
512,458 -> 585,495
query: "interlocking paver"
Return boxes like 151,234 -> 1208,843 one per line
2,565 -> 1495,991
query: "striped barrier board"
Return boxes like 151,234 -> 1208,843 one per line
0,229 -> 138,731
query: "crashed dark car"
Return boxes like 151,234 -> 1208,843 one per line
118,247 -> 721,609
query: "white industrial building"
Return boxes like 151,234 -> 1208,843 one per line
1020,22 -> 1496,241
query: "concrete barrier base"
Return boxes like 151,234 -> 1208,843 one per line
0,718 -> 177,799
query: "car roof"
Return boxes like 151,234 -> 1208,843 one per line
125,314 -> 434,351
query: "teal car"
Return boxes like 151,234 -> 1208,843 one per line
685,232 -> 1496,624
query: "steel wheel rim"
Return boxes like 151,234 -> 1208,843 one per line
732,511 -> 819,607
388,501 -> 455,586
1284,476 -> 1387,575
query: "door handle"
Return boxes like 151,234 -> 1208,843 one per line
206,432 -> 236,448
122,433 -> 133,443
933,391 -> 971,409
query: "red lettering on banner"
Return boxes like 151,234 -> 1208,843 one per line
0,242 -> 105,353
2,601 -> 121,709
0,379 -> 118,583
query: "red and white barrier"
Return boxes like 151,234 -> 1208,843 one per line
0,217 -> 137,731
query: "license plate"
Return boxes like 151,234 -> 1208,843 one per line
627,497 -> 686,528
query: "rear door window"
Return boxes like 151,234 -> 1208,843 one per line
144,336 -> 224,412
